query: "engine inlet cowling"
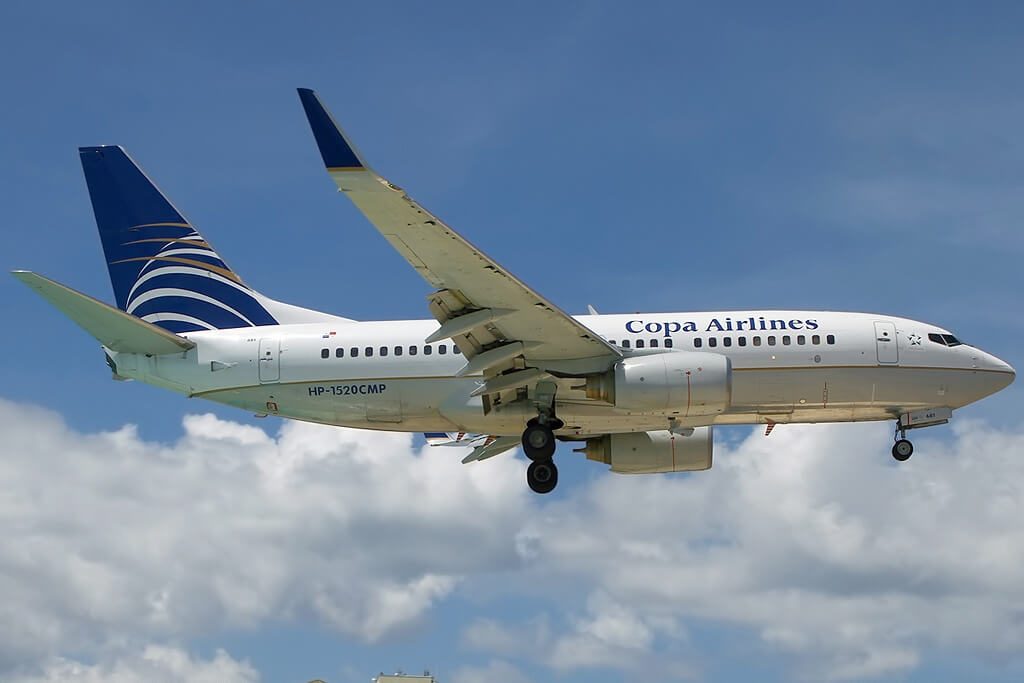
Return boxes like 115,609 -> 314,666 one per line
585,351 -> 731,416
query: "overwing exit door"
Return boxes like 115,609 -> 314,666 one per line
874,322 -> 899,364
258,338 -> 280,382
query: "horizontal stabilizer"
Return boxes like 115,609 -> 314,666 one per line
462,436 -> 519,464
12,271 -> 195,355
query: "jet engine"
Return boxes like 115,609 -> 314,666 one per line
585,351 -> 731,416
577,428 -> 714,474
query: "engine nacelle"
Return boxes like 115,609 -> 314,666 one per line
579,428 -> 714,474
586,351 -> 731,416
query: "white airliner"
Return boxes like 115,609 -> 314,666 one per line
13,88 -> 1015,494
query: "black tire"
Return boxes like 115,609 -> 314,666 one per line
527,458 -> 558,494
522,422 -> 556,461
892,439 -> 914,462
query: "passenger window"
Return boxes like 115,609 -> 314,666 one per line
365,347 -> 373,357
812,335 -> 820,345
664,338 -> 674,348
782,335 -> 791,346
738,337 -> 747,347
753,336 -> 762,347
622,340 -> 631,349
723,337 -> 732,347
708,337 -> 718,348
609,340 -> 617,346
439,345 -> 447,355
320,348 -> 329,359
797,335 -> 805,345
350,347 -> 359,357
768,336 -> 776,346
650,339 -> 659,348
394,346 -> 403,356
636,339 -> 645,349
335,348 -> 344,358
453,346 -> 462,355
408,346 -> 417,356
694,338 -> 702,348
380,346 -> 388,357
826,334 -> 836,345
424,345 -> 433,355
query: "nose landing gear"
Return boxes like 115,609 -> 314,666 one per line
891,422 -> 914,462
892,438 -> 914,461
888,408 -> 952,463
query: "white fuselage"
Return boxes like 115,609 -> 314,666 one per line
108,310 -> 1014,437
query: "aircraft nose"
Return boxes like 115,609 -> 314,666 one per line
986,353 -> 1015,391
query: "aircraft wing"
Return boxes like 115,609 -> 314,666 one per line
298,88 -> 620,400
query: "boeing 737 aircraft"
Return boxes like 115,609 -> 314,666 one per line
14,88 -> 1015,494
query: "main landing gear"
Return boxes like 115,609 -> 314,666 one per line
527,457 -> 558,494
522,381 -> 563,494
523,417 -> 563,494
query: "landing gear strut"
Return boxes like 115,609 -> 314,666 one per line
892,423 -> 914,462
522,380 -> 562,494
522,418 -> 562,494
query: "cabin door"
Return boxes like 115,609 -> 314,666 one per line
874,322 -> 899,364
258,338 -> 280,383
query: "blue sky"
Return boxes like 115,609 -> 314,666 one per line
2,2 -> 1023,682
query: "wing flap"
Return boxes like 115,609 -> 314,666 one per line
13,271 -> 195,355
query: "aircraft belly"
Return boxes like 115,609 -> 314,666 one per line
728,366 -> 968,421
193,365 -> 979,435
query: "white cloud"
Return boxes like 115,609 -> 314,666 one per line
548,592 -> 659,670
503,419 -> 1024,679
462,594 -> 690,677
0,397 -> 528,670
3,394 -> 1024,680
7,645 -> 258,683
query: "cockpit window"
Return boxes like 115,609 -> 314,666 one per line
928,333 -> 963,347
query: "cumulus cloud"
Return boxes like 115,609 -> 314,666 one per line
462,595 -> 691,677
2,394 -> 1024,681
0,397 -> 528,670
548,592 -> 670,670
501,419 -> 1024,680
7,646 -> 258,683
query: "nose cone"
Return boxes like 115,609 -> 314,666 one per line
985,352 -> 1015,393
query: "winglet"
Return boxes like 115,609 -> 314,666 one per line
297,88 -> 366,170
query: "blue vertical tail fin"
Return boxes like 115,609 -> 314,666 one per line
80,146 -> 281,333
